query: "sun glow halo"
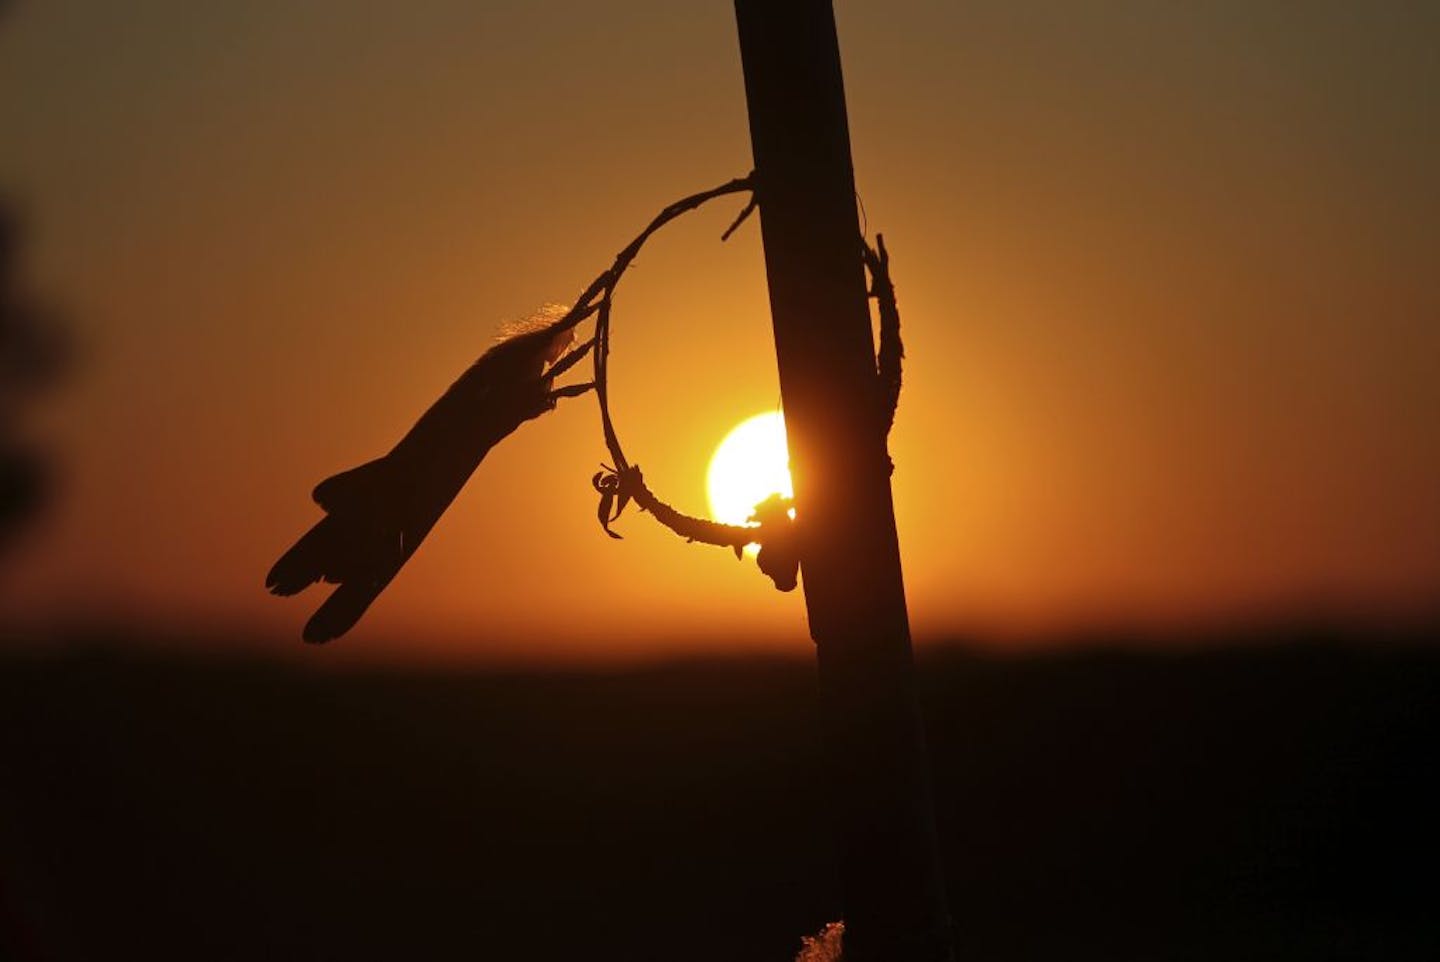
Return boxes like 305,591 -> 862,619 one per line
706,412 -> 794,538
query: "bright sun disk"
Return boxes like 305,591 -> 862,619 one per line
707,412 -> 794,544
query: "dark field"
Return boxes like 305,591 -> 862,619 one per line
2,630 -> 1437,960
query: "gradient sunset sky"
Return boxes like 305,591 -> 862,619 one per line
1,0 -> 1436,660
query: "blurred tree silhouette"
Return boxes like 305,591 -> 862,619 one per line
0,200 -> 69,553
0,0 -> 68,551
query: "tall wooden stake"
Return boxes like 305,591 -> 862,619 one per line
733,2 -> 954,960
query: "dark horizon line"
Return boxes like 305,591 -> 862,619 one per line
2,610 -> 1437,675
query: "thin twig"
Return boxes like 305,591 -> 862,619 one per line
586,174 -> 755,483
863,233 -> 903,437
547,337 -> 595,380
721,195 -> 759,241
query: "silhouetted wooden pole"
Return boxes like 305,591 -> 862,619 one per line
733,2 -> 954,960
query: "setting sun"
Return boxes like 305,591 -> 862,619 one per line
706,411 -> 794,528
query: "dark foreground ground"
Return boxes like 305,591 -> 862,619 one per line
2,628 -> 1437,961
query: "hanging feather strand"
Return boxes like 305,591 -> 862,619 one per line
265,312 -> 596,643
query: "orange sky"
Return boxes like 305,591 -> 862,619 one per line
1,1 -> 1436,661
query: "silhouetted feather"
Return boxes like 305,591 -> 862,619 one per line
264,520 -> 333,596
312,457 -> 390,513
303,579 -> 389,644
268,316 -> 581,642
